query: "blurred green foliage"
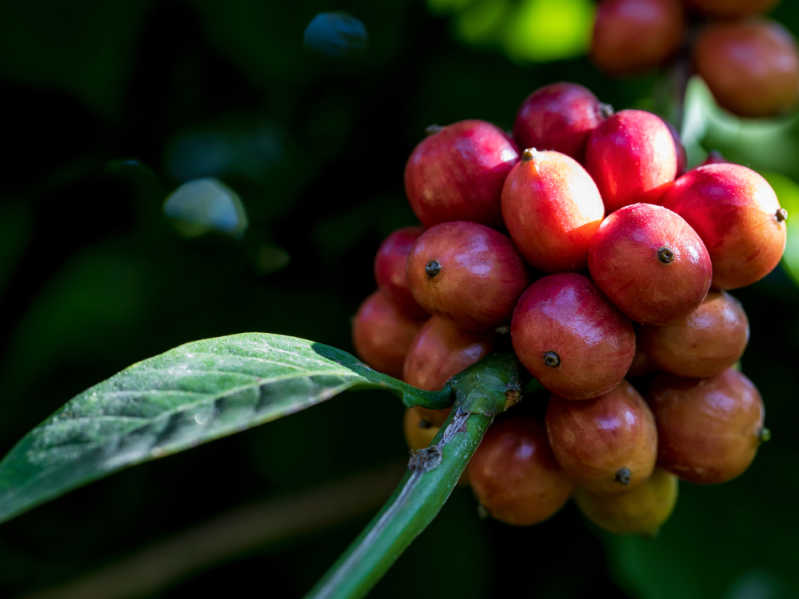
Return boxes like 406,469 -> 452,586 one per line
1,1 -> 799,598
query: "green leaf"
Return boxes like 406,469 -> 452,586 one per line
163,178 -> 249,238
0,333 -> 450,525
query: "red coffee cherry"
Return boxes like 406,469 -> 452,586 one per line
511,273 -> 636,400
404,407 -> 440,451
649,368 -> 766,484
640,290 -> 749,378
591,0 -> 684,75
512,82 -> 609,160
501,149 -> 605,272
694,20 -> 799,117
687,0 -> 778,19
588,203 -> 712,325
468,416 -> 573,525
546,381 -> 657,494
374,226 -> 426,317
407,221 -> 529,331
585,110 -> 680,212
575,469 -> 678,536
352,289 -> 424,378
404,315 -> 494,391
662,163 -> 787,289
404,120 -> 519,226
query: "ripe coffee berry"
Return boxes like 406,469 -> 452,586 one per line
546,381 -> 657,494
407,221 -> 529,331
403,407 -> 440,451
662,163 -> 786,289
694,20 -> 799,117
640,291 -> 749,378
687,0 -> 778,20
468,416 -> 573,525
512,83 -> 609,160
575,469 -> 678,536
374,226 -> 425,317
585,110 -> 680,212
352,289 -> 424,378
649,368 -> 766,484
403,315 -> 494,391
404,120 -> 519,227
511,273 -> 635,400
588,203 -> 712,325
591,0 -> 684,75
501,148 -> 605,272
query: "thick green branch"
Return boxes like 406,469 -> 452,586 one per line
305,354 -> 520,599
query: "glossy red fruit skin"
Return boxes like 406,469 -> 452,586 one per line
640,290 -> 749,378
585,110 -> 680,212
512,83 -> 607,161
694,20 -> 799,118
591,0 -> 684,74
407,221 -> 529,331
511,273 -> 636,400
403,315 -> 494,391
661,164 -> 786,289
588,203 -> 712,325
468,417 -> 573,526
404,120 -> 519,227
687,0 -> 778,20
546,381 -> 657,494
501,149 -> 605,272
352,289 -> 424,378
374,226 -> 426,317
649,368 -> 765,484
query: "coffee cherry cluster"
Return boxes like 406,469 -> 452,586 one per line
353,81 -> 786,535
591,0 -> 799,118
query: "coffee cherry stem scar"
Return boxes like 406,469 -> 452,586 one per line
759,427 -> 772,444
599,103 -> 615,118
776,208 -> 788,223
425,124 -> 443,136
425,260 -> 441,278
543,351 -> 561,368
521,148 -> 539,162
657,247 -> 675,264
614,467 -> 632,485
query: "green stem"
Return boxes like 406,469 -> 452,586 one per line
305,354 -> 519,599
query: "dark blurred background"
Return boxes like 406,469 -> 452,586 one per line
2,1 -> 799,597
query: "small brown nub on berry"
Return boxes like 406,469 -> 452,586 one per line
614,467 -> 632,485
657,247 -> 675,264
759,427 -> 771,444
425,124 -> 444,136
598,103 -> 615,119
418,418 -> 433,430
521,148 -> 537,162
425,260 -> 441,278
776,208 -> 788,223
543,351 -> 560,368
477,504 -> 489,519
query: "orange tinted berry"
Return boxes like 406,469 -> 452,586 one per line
662,163 -> 786,289
640,291 -> 749,378
591,0 -> 684,74
649,368 -> 766,484
546,381 -> 657,494
352,289 -> 424,378
694,20 -> 799,117
501,149 -> 605,272
468,417 -> 573,525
